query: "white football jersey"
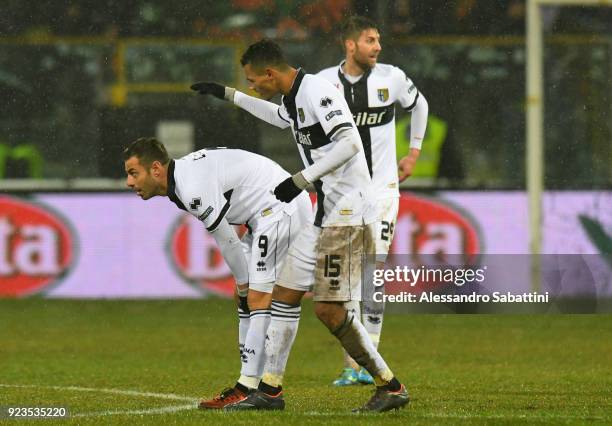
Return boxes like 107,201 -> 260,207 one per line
168,148 -> 296,231
317,62 -> 420,200
277,69 -> 376,227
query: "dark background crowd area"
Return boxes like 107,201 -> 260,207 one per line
0,1 -> 610,188
1,0 -> 611,39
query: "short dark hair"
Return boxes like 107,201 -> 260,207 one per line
123,137 -> 169,167
340,16 -> 378,42
240,39 -> 289,71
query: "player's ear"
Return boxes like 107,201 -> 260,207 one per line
150,160 -> 163,178
344,38 -> 354,52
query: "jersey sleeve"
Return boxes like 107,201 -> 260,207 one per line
307,77 -> 354,139
233,91 -> 291,129
395,67 -> 420,111
210,218 -> 249,285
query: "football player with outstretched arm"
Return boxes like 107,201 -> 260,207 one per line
191,38 -> 410,412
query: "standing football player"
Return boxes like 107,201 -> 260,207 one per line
191,38 -> 409,412
123,138 -> 313,409
317,16 -> 429,386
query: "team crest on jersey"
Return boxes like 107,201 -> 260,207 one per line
377,88 -> 389,102
298,108 -> 305,123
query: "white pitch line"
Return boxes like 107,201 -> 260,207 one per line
73,404 -> 196,418
0,383 -> 199,418
0,384 -> 198,402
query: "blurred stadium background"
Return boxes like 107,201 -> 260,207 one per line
1,0 -> 611,423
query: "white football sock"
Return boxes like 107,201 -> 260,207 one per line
362,302 -> 384,350
261,300 -> 301,388
239,308 -> 271,386
237,306 -> 250,363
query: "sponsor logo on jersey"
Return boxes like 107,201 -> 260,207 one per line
0,196 -> 76,297
296,130 -> 313,146
407,83 -> 416,94
189,197 -> 202,211
261,208 -> 273,217
298,107 -> 305,123
325,110 -> 343,121
319,96 -> 333,107
377,88 -> 389,102
256,260 -> 267,272
198,206 -> 214,221
339,209 -> 353,216
353,111 -> 387,127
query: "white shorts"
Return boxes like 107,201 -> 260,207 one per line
243,193 -> 313,293
374,197 -> 399,262
276,222 -> 376,302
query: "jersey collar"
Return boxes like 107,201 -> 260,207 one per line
338,60 -> 372,86
166,159 -> 187,211
283,68 -> 306,104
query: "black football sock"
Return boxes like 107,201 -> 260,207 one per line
379,377 -> 401,392
259,381 -> 282,396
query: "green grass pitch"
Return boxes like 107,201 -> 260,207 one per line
1,298 -> 610,425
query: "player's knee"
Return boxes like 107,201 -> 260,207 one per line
247,288 -> 272,310
271,285 -> 304,305
314,302 -> 344,331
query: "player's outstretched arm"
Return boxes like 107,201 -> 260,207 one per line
232,91 -> 291,129
191,81 -> 290,130
190,82 -> 227,99
209,218 -> 249,286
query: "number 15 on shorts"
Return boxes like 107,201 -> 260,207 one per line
324,254 -> 341,278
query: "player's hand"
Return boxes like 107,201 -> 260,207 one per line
398,148 -> 421,182
190,82 -> 226,100
274,177 -> 303,203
